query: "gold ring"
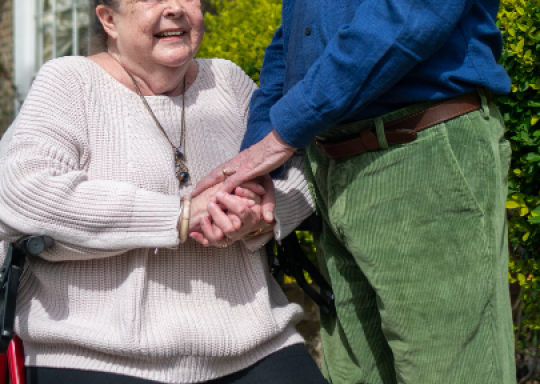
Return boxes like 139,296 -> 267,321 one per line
246,222 -> 271,237
222,168 -> 229,179
220,238 -> 229,248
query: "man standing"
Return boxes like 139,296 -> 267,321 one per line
194,1 -> 515,382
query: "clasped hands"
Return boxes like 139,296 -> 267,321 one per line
185,176 -> 275,247
184,130 -> 297,248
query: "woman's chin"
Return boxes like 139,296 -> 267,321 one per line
153,51 -> 194,69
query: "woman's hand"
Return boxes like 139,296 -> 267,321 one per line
189,179 -> 275,247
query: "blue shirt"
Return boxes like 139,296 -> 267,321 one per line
242,0 -> 511,150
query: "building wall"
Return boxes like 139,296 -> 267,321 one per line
0,0 -> 13,136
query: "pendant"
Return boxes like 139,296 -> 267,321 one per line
174,159 -> 189,183
175,164 -> 189,183
175,149 -> 184,160
178,171 -> 190,182
174,148 -> 189,183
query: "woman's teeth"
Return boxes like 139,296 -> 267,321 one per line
156,31 -> 185,37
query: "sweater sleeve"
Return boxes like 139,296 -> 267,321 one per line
272,154 -> 314,240
241,154 -> 314,252
0,60 -> 182,258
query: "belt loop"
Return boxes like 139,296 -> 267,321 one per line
477,88 -> 490,119
374,117 -> 388,149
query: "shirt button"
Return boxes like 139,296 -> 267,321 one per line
305,27 -> 311,36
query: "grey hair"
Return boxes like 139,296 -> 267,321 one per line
89,0 -> 122,54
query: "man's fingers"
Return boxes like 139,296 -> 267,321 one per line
192,167 -> 228,197
239,181 -> 265,196
219,172 -> 252,195
261,174 -> 276,223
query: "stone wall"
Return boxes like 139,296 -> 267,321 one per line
0,0 -> 13,136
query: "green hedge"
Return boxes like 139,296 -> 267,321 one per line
198,1 -> 540,331
197,0 -> 281,85
497,0 -> 540,336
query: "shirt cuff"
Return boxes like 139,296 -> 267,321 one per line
270,83 -> 325,148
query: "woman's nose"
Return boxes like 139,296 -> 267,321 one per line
164,0 -> 184,17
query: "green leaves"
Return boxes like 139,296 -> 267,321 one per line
524,152 -> 540,162
196,0 -> 282,86
499,0 -> 540,335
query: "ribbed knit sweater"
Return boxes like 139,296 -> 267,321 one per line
0,57 -> 314,383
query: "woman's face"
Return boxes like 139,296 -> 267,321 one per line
109,0 -> 204,69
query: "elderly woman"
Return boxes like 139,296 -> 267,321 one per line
0,0 -> 327,383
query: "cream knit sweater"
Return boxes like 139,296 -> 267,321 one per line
0,57 -> 314,383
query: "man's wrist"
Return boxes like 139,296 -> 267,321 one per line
268,129 -> 296,155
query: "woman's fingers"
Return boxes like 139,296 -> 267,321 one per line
200,216 -> 226,245
228,213 -> 242,230
189,231 -> 209,246
207,201 -> 239,237
215,193 -> 265,239
215,193 -> 258,219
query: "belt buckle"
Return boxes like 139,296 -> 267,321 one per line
314,135 -> 328,149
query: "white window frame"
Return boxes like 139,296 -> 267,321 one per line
13,0 -> 90,114
13,0 -> 37,111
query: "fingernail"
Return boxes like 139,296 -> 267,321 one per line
216,192 -> 224,199
247,199 -> 256,206
264,211 -> 273,221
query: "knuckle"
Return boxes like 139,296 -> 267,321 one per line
223,226 -> 235,235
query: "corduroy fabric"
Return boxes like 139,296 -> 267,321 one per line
304,93 -> 515,384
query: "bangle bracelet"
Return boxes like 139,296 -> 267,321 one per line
246,222 -> 272,237
179,195 -> 191,243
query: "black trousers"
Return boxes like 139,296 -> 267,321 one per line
25,344 -> 328,384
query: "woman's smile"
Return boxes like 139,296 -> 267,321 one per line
154,28 -> 187,42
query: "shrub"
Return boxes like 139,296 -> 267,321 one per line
197,0 -> 282,85
497,0 -> 540,340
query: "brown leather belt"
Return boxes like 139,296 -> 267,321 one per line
314,91 -> 488,159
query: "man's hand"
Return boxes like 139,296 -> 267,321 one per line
192,129 -> 296,222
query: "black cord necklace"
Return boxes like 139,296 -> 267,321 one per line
128,72 -> 190,184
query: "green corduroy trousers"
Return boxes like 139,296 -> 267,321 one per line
304,91 -> 515,384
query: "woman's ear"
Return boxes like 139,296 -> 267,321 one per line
96,5 -> 118,40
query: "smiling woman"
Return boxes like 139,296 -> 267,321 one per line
0,0 -> 326,384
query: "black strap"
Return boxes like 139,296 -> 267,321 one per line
267,217 -> 335,315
